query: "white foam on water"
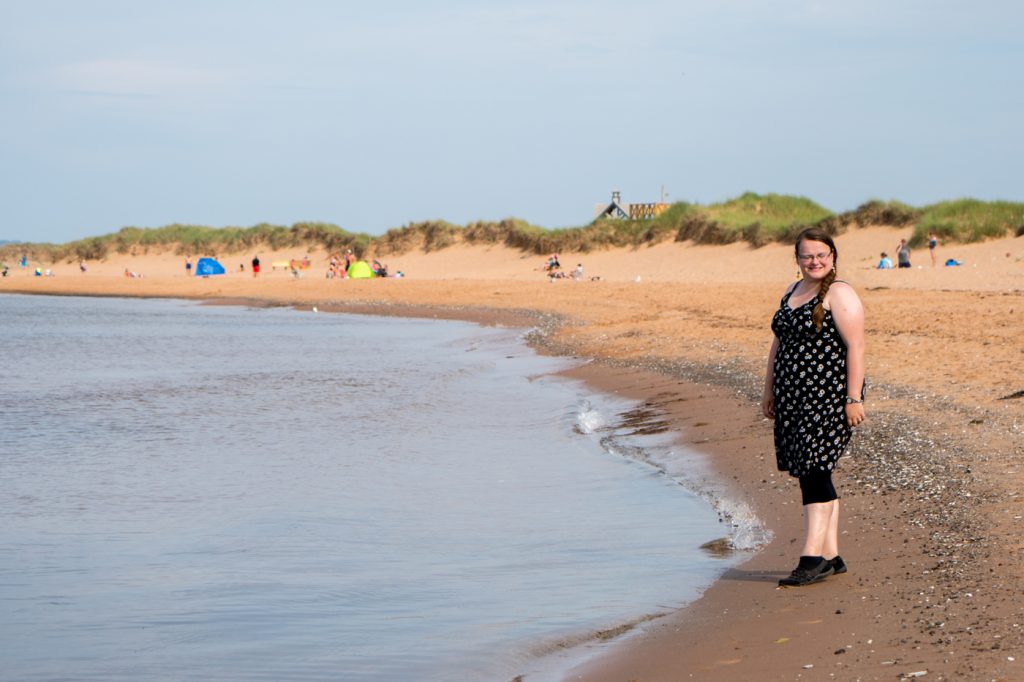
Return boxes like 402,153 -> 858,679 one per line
573,399 -> 609,435
570,396 -> 773,555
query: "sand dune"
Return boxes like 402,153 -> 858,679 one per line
7,225 -> 1022,289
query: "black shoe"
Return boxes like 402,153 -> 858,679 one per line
778,555 -> 834,587
829,555 -> 848,575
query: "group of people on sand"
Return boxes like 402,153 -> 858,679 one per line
877,231 -> 942,269
326,250 -> 357,279
547,263 -> 584,281
0,257 -> 23,277
324,251 -> 401,279
287,256 -> 311,278
1,255 -> 29,277
544,254 -> 596,282
178,251 -> 402,280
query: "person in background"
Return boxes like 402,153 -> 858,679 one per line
252,255 -> 261,278
897,239 -> 912,268
185,257 -> 192,275
928,231 -> 939,267
763,227 -> 866,587
877,252 -> 893,269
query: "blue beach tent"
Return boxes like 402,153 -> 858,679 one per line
195,258 -> 226,276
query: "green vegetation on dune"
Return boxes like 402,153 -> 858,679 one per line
706,192 -> 832,231
3,194 -> 1020,264
374,220 -> 462,254
4,222 -> 370,264
914,199 -> 1024,246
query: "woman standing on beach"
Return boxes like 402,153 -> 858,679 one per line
896,239 -> 912,268
762,227 -> 865,587
929,231 -> 939,267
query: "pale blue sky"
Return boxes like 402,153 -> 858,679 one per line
1,1 -> 1021,243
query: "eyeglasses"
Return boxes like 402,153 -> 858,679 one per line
797,252 -> 832,263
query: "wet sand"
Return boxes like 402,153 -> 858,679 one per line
3,226 -> 1023,680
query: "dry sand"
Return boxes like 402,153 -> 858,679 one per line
3,226 -> 1023,681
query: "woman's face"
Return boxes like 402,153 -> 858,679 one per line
796,239 -> 834,282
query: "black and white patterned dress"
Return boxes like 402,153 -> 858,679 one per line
770,286 -> 852,477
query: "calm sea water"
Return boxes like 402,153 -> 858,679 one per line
0,294 -> 752,681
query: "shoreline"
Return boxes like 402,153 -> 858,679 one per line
2,232 -> 1022,680
556,360 -> 1017,680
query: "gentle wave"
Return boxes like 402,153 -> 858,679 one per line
571,397 -> 772,555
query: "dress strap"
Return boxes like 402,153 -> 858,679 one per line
780,281 -> 800,305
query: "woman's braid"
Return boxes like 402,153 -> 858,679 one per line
812,266 -> 837,331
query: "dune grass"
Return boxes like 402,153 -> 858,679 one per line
913,199 -> 1024,246
1,222 -> 370,264
705,192 -> 831,231
1,195 -> 1018,264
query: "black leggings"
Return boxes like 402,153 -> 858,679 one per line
799,470 -> 838,505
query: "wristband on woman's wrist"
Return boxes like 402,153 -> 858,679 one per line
845,396 -> 863,404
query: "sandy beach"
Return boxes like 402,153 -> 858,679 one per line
3,226 -> 1023,680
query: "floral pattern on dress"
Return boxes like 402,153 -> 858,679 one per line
771,287 -> 852,477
